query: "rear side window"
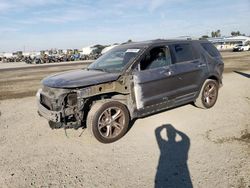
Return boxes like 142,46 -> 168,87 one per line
170,43 -> 194,63
201,43 -> 221,57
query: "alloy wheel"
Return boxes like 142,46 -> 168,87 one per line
203,82 -> 218,107
97,107 -> 125,138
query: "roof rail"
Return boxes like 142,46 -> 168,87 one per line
169,36 -> 194,40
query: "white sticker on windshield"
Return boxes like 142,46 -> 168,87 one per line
126,49 -> 140,53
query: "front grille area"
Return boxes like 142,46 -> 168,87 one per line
40,94 -> 53,110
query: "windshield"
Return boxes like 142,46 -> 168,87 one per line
88,47 -> 141,73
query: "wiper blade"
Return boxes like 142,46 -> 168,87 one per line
88,68 -> 108,72
87,68 -> 104,71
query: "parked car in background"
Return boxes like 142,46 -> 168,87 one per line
37,39 -> 224,143
233,44 -> 250,52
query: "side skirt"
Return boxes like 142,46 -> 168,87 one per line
134,92 -> 197,118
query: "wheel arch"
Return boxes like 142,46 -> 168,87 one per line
194,78 -> 219,109
207,75 -> 219,83
86,99 -> 131,143
196,74 -> 220,99
83,92 -> 131,122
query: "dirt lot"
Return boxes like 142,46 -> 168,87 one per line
0,51 -> 249,187
0,62 -> 89,100
0,51 -> 250,101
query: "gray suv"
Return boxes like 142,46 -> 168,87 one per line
36,39 -> 224,143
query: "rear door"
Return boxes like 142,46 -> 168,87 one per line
168,42 -> 208,101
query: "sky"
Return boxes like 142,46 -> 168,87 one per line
0,0 -> 249,52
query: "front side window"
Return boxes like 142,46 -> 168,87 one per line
88,47 -> 141,73
140,46 -> 172,70
170,43 -> 194,63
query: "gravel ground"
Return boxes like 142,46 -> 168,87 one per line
0,51 -> 249,187
0,72 -> 249,188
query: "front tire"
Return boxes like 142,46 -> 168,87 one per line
195,79 -> 219,109
87,100 -> 130,143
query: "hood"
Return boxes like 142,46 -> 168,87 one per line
42,69 -> 120,88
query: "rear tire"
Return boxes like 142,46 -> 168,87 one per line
195,79 -> 219,109
87,100 -> 130,143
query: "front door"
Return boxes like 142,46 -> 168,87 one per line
133,45 -> 178,109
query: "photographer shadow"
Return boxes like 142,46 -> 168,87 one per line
155,124 -> 193,188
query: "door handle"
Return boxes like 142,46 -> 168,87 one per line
164,70 -> 173,76
198,64 -> 206,68
160,69 -> 173,76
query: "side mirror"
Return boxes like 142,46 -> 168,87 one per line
133,53 -> 151,72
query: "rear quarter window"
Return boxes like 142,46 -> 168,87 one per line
201,43 -> 221,58
170,43 -> 195,63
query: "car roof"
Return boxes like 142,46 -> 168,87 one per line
118,39 -> 209,49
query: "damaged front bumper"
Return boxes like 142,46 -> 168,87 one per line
36,89 -> 61,122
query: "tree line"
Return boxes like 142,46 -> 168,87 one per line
201,30 -> 246,39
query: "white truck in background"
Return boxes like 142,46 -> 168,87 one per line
233,44 -> 250,52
